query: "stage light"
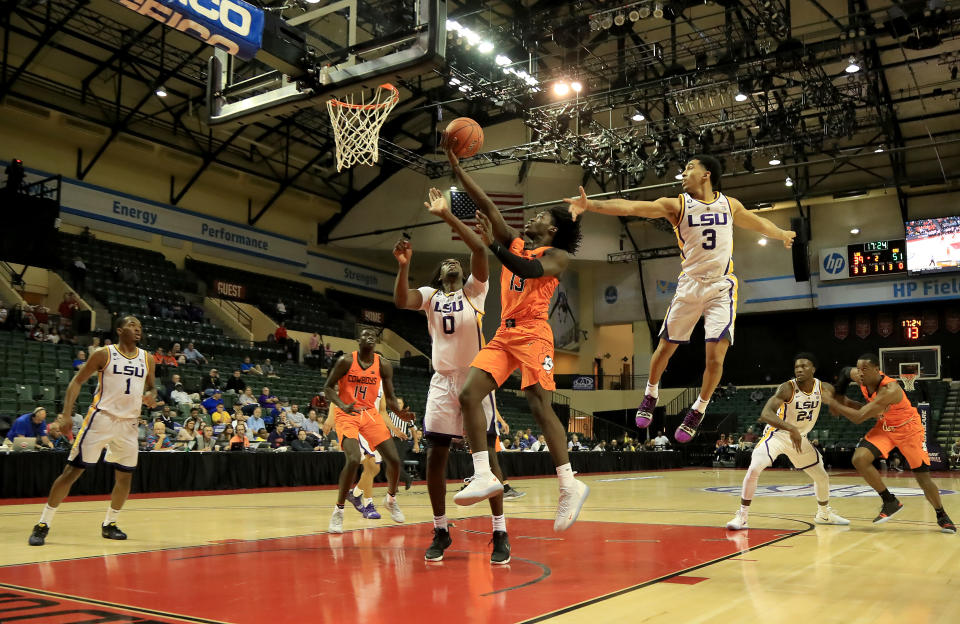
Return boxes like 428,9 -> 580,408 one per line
601,15 -> 613,29
553,81 -> 570,97
446,19 -> 461,32
570,81 -> 583,93
155,85 -> 168,97
757,238 -> 768,246
734,86 -> 748,102
675,171 -> 683,180
495,54 -> 511,66
631,109 -> 645,121
768,155 -> 781,166
874,145 -> 884,153
478,41 -> 494,53
653,2 -> 664,18
850,227 -> 861,235
785,176 -> 793,187
629,9 -> 640,22
638,6 -> 651,18
448,77 -> 460,86
845,57 -> 860,73
614,13 -> 625,27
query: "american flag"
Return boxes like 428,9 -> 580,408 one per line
450,190 -> 525,241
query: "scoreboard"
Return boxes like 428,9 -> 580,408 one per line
848,239 -> 907,277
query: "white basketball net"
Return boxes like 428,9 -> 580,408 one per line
901,374 -> 917,391
326,83 -> 399,171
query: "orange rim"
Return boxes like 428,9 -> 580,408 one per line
328,83 -> 399,110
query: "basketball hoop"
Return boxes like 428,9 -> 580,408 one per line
901,373 -> 918,391
326,83 -> 399,172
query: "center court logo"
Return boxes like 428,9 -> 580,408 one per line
823,252 -> 846,275
704,485 -> 956,498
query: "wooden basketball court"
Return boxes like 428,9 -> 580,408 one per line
1,467 -> 956,623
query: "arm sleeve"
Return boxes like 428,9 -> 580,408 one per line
416,286 -> 436,312
489,241 -> 544,279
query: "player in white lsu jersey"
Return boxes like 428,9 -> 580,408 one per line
29,316 -> 156,546
565,155 -> 796,443
393,187 -> 509,565
727,353 -> 849,529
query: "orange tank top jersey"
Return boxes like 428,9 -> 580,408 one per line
337,352 -> 381,412
500,238 -> 558,323
859,374 -> 919,427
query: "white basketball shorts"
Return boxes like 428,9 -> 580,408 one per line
659,273 -> 738,344
357,434 -> 382,464
424,369 -> 496,439
752,429 -> 821,471
68,411 -> 139,471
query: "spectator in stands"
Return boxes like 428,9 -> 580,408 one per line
286,404 -> 305,428
643,439 -> 655,451
274,322 -> 288,345
69,256 -> 87,294
177,418 -> 199,447
146,421 -> 174,450
215,424 -> 235,450
154,348 -> 169,375
230,424 -> 250,450
238,386 -> 257,409
750,389 -> 764,404
951,438 -> 960,468
0,301 -> 7,327
168,384 -> 194,410
291,429 -> 316,452
71,411 -> 83,437
247,407 -> 266,439
201,368 -> 221,392
261,358 -> 279,378
502,438 -> 514,451
609,439 -> 620,451
324,343 -> 334,367
210,404 -> 231,431
240,356 -> 263,376
654,430 -> 670,449
87,336 -> 101,358
41,421 -> 67,451
254,428 -> 268,443
153,406 -> 178,433
45,326 -> 61,344
194,425 -> 216,451
202,390 -> 224,414
268,422 -> 288,448
741,426 -> 758,448
276,299 -> 287,321
232,406 -> 250,434
310,390 -> 328,413
309,332 -> 321,358
72,350 -> 87,371
183,342 -> 207,366
58,293 -> 79,329
137,418 -> 149,448
225,370 -> 246,393
6,408 -> 53,449
302,408 -> 321,441
259,386 -> 279,410
170,343 -> 185,365
592,440 -> 607,452
532,434 -> 548,452
568,434 -> 583,451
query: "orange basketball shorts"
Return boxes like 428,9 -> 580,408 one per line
863,418 -> 930,469
333,406 -> 390,450
471,321 -> 556,391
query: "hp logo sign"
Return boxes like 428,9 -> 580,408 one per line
823,253 -> 846,275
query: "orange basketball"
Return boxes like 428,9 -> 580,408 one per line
445,117 -> 484,158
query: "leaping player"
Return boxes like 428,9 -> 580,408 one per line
324,328 -> 413,533
726,353 -> 849,530
565,155 -> 795,443
393,187 -> 510,563
445,142 -> 590,532
29,315 -> 156,546
828,354 -> 956,533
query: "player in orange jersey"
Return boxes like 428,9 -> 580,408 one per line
444,141 -> 589,532
828,353 -> 955,533
323,327 -> 413,534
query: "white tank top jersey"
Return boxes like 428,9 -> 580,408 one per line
674,192 -> 735,281
773,378 -> 822,436
417,275 -> 488,372
95,345 -> 148,419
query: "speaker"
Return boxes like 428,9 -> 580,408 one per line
790,217 -> 810,282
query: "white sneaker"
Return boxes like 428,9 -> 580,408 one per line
554,479 -> 590,532
726,509 -> 748,530
453,472 -> 503,506
384,495 -> 405,523
329,508 -> 344,534
814,506 -> 850,525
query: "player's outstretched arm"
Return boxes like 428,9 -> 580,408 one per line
445,140 -> 518,244
730,199 -> 796,248
393,238 -> 424,311
832,382 -> 898,424
425,187 -> 489,283
57,348 -> 109,431
563,186 -> 681,224
379,359 -> 413,422
324,355 -> 358,415
476,212 -> 570,278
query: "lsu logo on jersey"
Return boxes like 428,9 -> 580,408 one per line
434,300 -> 464,314
793,398 -> 820,410
687,213 -> 728,227
112,364 -> 145,378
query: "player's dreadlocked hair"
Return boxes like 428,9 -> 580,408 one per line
692,154 -> 723,191
548,206 -> 583,255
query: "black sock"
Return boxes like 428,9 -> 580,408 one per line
936,507 -> 946,518
503,484 -> 512,493
879,489 -> 897,503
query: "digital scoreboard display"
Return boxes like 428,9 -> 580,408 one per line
847,239 -> 907,277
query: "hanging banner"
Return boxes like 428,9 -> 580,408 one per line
302,251 -> 394,295
550,271 -> 581,351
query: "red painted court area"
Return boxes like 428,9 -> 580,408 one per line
0,518 -> 796,623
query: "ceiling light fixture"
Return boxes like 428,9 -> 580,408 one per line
570,81 -> 583,93
850,227 -> 861,234
553,81 -> 570,97
785,176 -> 794,187
155,85 -> 168,97
769,155 -> 781,166
653,2 -> 664,18
758,238 -> 768,246
845,56 -> 860,73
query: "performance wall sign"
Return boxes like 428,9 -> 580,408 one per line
214,280 -> 247,300
302,251 -> 394,296
115,0 -> 265,60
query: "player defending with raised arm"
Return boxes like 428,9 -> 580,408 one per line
29,315 -> 156,546
565,155 -> 795,443
726,353 -> 849,530
445,140 -> 589,532
393,188 -> 510,563
324,328 -> 413,534
828,354 -> 955,532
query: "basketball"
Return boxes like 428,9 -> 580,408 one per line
445,117 -> 484,158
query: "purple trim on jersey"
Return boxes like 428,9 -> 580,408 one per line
764,435 -> 775,464
706,277 -> 736,343
106,460 -> 137,472
68,410 -> 99,468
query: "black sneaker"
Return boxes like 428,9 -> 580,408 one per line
101,522 -> 128,540
28,523 -> 49,546
425,528 -> 452,561
490,530 -> 511,565
872,498 -> 903,524
938,514 -> 957,534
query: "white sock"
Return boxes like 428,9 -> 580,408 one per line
472,451 -> 492,475
39,504 -> 58,526
740,504 -> 750,517
352,485 -> 363,497
363,497 -> 373,507
434,515 -> 448,530
387,492 -> 396,503
103,507 -> 121,527
492,514 -> 507,532
692,396 -> 710,413
333,505 -> 344,514
645,382 -> 659,399
556,463 -> 575,488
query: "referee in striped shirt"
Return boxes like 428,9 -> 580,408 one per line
389,405 -> 415,489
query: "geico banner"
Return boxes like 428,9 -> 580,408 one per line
302,251 -> 395,296
57,178 -> 308,268
114,0 -> 264,60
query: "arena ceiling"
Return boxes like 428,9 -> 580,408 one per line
3,1 -> 960,238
